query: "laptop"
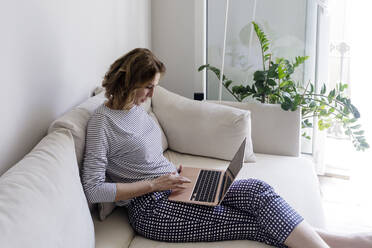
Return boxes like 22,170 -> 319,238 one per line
168,138 -> 246,206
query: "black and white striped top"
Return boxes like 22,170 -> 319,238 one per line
82,103 -> 176,206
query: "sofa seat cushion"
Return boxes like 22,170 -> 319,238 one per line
237,154 -> 325,228
93,207 -> 135,248
94,150 -> 325,248
129,236 -> 272,248
163,150 -> 325,228
0,129 -> 94,248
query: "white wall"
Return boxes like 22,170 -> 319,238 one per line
151,0 -> 205,99
0,0 -> 151,176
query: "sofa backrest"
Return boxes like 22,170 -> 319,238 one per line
48,92 -> 106,167
0,129 -> 94,248
48,91 -> 168,169
152,86 -> 256,162
207,101 -> 301,157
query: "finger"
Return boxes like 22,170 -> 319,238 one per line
171,187 -> 186,193
174,184 -> 188,189
171,175 -> 191,184
177,164 -> 183,173
179,177 -> 191,183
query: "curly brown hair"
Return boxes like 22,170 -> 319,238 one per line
102,48 -> 166,110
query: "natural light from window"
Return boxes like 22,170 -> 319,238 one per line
322,0 -> 372,232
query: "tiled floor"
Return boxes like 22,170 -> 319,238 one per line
319,175 -> 372,233
319,138 -> 372,233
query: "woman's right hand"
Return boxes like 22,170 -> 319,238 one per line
150,172 -> 191,192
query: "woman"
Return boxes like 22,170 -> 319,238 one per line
82,48 -> 371,248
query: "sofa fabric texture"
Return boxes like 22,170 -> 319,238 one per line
48,93 -> 107,167
152,86 -> 256,162
207,101 -> 301,157
94,150 -> 325,248
48,92 -> 168,220
163,150 -> 325,228
49,93 -> 168,168
0,86 -> 325,248
0,129 -> 94,248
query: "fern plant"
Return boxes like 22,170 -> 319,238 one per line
199,21 -> 369,151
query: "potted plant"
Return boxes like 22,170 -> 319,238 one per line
199,22 -> 369,151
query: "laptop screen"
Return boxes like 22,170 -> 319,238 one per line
218,138 -> 246,203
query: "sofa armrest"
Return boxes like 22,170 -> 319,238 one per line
207,101 -> 301,157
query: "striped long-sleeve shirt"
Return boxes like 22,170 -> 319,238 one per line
82,103 -> 176,206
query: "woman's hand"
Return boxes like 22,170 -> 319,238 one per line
150,170 -> 191,192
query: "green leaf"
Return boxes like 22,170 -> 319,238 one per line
349,118 -> 358,123
251,85 -> 257,93
309,101 -> 316,108
303,119 -> 313,128
291,105 -> 298,111
276,58 -> 283,64
350,103 -> 361,118
278,63 -> 286,79
253,71 -> 265,81
280,81 -> 290,88
283,96 -> 293,103
319,109 -> 328,116
255,80 -> 264,90
286,65 -> 294,76
318,119 -> 325,131
310,83 -> 314,94
252,21 -> 271,63
340,83 -> 348,91
263,86 -> 272,94
321,84 -> 326,94
294,94 -> 302,105
224,80 -> 232,88
293,56 -> 309,68
281,102 -> 291,111
267,64 -> 277,78
198,23 -> 369,152
198,64 -> 209,71
282,91 -> 291,99
231,85 -> 245,94
267,79 -> 276,86
350,124 -> 361,129
328,89 -> 336,103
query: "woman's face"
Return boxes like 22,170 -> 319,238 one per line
134,72 -> 161,105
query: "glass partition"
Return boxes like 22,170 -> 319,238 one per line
206,0 -> 315,154
207,0 -> 309,101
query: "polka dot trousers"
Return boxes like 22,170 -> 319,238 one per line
127,179 -> 303,247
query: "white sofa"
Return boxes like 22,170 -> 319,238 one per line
0,86 -> 325,248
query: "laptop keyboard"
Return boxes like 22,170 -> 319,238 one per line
190,170 -> 222,202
